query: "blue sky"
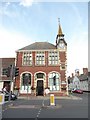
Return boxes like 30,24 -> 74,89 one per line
0,0 -> 88,76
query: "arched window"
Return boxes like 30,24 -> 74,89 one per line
48,72 -> 60,91
22,73 -> 31,86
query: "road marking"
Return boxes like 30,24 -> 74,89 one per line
10,104 -> 44,109
36,100 -> 44,119
42,100 -> 44,106
38,112 -> 40,115
37,109 -> 41,115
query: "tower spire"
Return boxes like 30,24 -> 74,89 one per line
58,18 -> 63,36
56,18 -> 66,47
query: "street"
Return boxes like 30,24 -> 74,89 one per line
2,93 -> 89,119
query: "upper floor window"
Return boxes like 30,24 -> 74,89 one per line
23,52 -> 32,66
36,51 -> 45,65
48,51 -> 59,65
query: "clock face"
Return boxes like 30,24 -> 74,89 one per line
59,43 -> 65,48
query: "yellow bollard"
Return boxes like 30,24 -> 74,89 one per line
0,95 -> 2,102
0,94 -> 5,104
50,94 -> 55,106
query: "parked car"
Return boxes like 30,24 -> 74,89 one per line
72,89 -> 83,94
10,92 -> 17,100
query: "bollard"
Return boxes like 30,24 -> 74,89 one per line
50,94 -> 55,106
0,94 -> 5,104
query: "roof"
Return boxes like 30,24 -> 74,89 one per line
68,73 -> 89,83
58,24 -> 63,36
18,42 -> 56,51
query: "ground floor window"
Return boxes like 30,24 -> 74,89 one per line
21,73 -> 31,92
22,73 -> 31,86
48,72 -> 60,91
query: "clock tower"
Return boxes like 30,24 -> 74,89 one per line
56,18 -> 67,49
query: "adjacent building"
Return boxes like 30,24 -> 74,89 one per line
68,68 -> 90,92
15,22 -> 68,96
0,58 -> 15,92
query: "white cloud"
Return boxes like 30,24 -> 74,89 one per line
67,31 -> 88,76
6,2 -> 11,6
0,28 -> 32,58
1,0 -> 89,2
0,10 -> 18,17
19,0 -> 34,7
0,2 -> 19,18
65,3 -> 88,76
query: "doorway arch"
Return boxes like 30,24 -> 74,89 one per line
35,72 -> 45,96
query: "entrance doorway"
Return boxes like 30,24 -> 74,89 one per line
36,80 -> 44,96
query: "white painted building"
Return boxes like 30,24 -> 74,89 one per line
68,74 -> 89,91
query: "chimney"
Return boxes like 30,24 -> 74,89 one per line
72,73 -> 74,78
83,68 -> 88,75
75,69 -> 79,76
77,71 -> 79,76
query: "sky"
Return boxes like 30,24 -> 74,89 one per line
0,0 -> 88,76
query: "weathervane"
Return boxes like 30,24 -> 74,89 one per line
58,18 -> 60,25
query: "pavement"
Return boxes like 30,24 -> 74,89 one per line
0,105 -> 2,120
17,94 -> 82,100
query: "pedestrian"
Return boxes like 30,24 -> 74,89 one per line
44,87 -> 50,96
3,86 -> 8,93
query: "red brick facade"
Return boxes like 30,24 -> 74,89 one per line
15,24 -> 68,96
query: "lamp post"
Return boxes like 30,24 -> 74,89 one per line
9,65 -> 14,102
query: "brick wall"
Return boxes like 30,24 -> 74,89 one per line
15,50 -> 67,95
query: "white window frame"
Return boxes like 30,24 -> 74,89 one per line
48,51 -> 59,65
48,72 -> 60,91
35,51 -> 45,66
20,72 -> 32,93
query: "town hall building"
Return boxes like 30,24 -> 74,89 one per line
15,21 -> 68,96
